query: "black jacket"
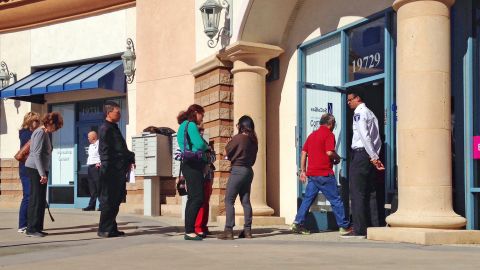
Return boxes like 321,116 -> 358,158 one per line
98,120 -> 135,169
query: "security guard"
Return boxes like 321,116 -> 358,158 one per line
342,91 -> 384,239
97,101 -> 135,238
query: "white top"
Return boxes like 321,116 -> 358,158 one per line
351,103 -> 382,160
86,140 -> 101,165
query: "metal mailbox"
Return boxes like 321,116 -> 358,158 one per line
132,133 -> 173,177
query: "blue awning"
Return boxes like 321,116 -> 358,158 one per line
0,60 -> 125,102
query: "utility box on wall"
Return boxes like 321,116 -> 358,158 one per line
132,133 -> 173,177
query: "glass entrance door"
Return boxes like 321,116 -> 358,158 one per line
75,122 -> 102,208
50,104 -> 76,207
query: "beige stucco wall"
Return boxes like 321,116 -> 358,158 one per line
0,31 -> 33,159
234,0 -> 395,223
0,7 -> 136,158
136,0 -> 195,133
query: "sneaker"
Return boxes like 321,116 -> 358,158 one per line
291,223 -> 311,235
340,231 -> 366,239
17,227 -> 27,233
26,231 -> 45,238
339,226 -> 353,236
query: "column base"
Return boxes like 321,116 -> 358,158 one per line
216,215 -> 286,227
368,227 -> 480,245
386,211 -> 467,229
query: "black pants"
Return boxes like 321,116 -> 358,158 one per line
26,167 -> 47,233
182,161 -> 205,234
349,149 -> 376,236
87,165 -> 101,209
98,162 -> 127,233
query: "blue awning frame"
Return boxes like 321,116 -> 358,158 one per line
0,60 -> 126,103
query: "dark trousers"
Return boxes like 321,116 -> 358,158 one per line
19,164 -> 30,229
26,167 -> 47,233
98,162 -> 127,233
225,166 -> 254,229
182,161 -> 205,234
349,149 -> 376,236
87,165 -> 101,208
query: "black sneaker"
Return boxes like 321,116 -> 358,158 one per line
26,231 -> 45,238
340,231 -> 366,239
82,207 -> 95,211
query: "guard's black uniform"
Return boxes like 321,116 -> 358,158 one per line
98,120 -> 134,234
349,103 -> 382,236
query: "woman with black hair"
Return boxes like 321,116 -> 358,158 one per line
177,104 -> 208,241
218,115 -> 258,240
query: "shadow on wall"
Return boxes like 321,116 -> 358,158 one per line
254,0 -> 394,216
0,99 -> 7,135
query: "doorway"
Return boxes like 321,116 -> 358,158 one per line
346,79 -> 386,226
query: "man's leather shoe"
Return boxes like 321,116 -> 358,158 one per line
39,231 -> 49,236
82,207 -> 95,211
97,231 -> 118,238
115,231 -> 125,236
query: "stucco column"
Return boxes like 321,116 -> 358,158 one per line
387,0 -> 466,229
221,41 -> 283,216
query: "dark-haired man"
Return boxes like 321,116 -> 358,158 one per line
342,92 -> 384,239
291,113 -> 351,235
97,101 -> 135,238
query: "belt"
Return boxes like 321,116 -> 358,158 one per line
88,164 -> 98,167
351,148 -> 365,152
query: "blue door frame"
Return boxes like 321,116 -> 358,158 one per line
296,9 -> 396,226
458,0 -> 480,230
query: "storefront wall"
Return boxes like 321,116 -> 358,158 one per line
0,7 -> 136,158
235,0 -> 395,223
0,7 -> 136,208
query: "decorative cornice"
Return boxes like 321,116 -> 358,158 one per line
0,0 -> 135,34
190,54 -> 232,77
219,41 -> 284,64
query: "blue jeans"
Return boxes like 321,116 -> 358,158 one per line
294,175 -> 350,228
18,164 -> 30,229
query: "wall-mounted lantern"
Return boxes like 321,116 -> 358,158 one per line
121,38 -> 136,84
200,0 -> 231,48
0,61 -> 16,89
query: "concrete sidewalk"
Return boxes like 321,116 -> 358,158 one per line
0,209 -> 479,269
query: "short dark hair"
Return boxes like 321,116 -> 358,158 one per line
104,101 -> 120,115
319,113 -> 335,126
348,91 -> 363,101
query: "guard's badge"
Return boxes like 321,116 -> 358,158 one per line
353,114 -> 360,122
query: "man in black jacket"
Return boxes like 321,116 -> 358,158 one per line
97,101 -> 135,238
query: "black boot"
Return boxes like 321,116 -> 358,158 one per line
238,228 -> 252,239
217,228 -> 234,240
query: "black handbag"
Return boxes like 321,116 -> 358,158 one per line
176,162 -> 188,196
